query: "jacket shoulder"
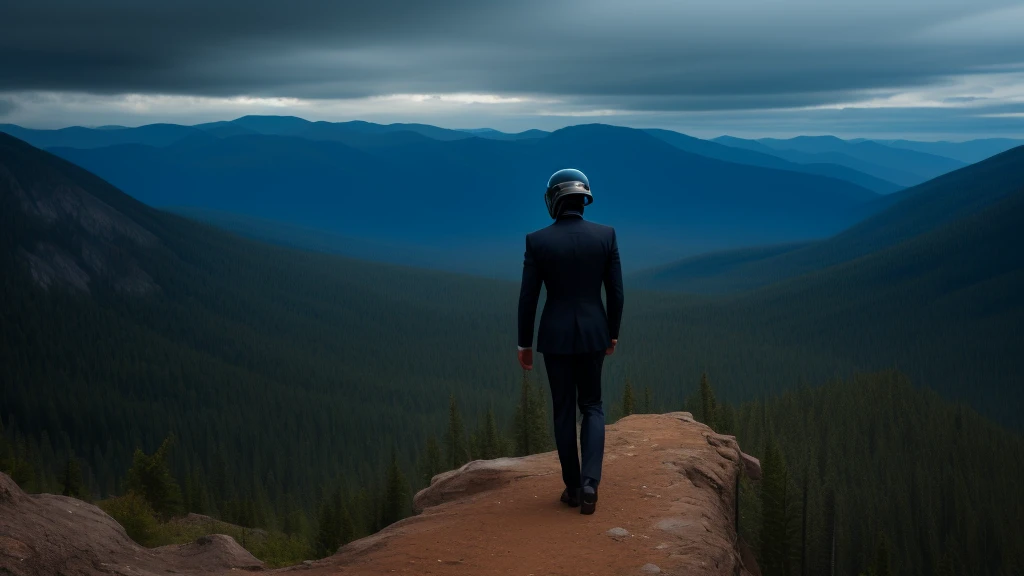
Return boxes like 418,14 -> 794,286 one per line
582,220 -> 616,236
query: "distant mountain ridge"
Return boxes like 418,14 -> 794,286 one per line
635,144 -> 1024,293
46,123 -> 884,273
713,134 -> 968,187
644,129 -> 903,194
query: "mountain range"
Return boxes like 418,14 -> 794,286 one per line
40,123 -> 883,273
7,116 -> 1018,276
713,134 -> 989,187
3,126 -> 1024,575
2,124 -> 1022,451
635,143 -> 1024,293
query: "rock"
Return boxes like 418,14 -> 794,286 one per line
326,413 -> 759,576
1,412 -> 761,576
741,452 -> 762,480
655,517 -> 691,531
413,457 -> 535,512
0,473 -> 262,576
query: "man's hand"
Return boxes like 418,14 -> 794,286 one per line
518,348 -> 534,370
605,339 -> 618,356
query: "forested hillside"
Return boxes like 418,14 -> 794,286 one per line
3,131 -> 1024,574
688,372 -> 1024,576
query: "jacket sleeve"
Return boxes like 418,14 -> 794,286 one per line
517,234 -> 543,348
604,228 -> 624,341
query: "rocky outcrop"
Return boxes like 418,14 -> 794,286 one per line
0,413 -> 761,576
294,412 -> 761,576
0,472 -> 262,576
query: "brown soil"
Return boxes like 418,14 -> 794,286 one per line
0,412 -> 760,576
288,412 -> 760,576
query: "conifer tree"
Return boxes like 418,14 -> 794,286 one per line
699,372 -> 717,430
382,447 -> 408,527
760,434 -> 797,576
872,533 -> 893,576
125,436 -> 182,519
0,417 -> 9,474
418,436 -> 443,485
622,379 -> 635,417
478,408 -> 503,460
61,457 -> 84,499
314,499 -> 337,559
515,371 -> 532,455
643,386 -> 652,414
445,395 -> 468,469
336,491 -> 354,547
529,383 -> 551,452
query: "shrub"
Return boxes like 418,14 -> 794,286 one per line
99,492 -> 159,546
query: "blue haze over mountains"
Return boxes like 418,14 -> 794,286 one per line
6,116 -> 1017,276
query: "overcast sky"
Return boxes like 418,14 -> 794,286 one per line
2,0 -> 1023,138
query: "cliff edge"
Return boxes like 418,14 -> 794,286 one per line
295,412 -> 761,576
1,412 -> 760,576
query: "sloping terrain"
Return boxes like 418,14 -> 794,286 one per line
714,135 -> 965,187
868,137 -> 1024,164
635,144 -> 1024,293
645,129 -> 902,194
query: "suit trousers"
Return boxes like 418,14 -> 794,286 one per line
542,351 -> 606,489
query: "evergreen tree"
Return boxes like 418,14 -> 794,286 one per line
187,466 -> 207,514
643,386 -> 652,414
760,434 -> 797,576
9,437 -> 34,489
313,499 -> 337,559
529,382 -> 551,453
382,447 -> 408,527
476,408 -> 503,460
61,457 -> 84,499
699,372 -> 717,430
0,417 -> 9,474
872,534 -> 893,576
125,436 -> 182,519
337,498 -> 354,547
445,395 -> 468,469
418,436 -> 443,486
622,379 -> 635,417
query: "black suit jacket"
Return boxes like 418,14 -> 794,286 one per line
518,214 -> 624,354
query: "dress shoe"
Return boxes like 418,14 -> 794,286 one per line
560,487 -> 580,507
580,485 -> 598,515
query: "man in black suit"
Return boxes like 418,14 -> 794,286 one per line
517,168 -> 624,515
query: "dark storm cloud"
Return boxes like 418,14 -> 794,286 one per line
1,0 -> 1023,113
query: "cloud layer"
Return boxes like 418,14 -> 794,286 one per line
2,0 -> 1023,136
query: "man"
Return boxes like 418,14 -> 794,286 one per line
517,168 -> 624,516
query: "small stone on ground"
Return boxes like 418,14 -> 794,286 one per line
641,563 -> 661,573
607,527 -> 630,537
